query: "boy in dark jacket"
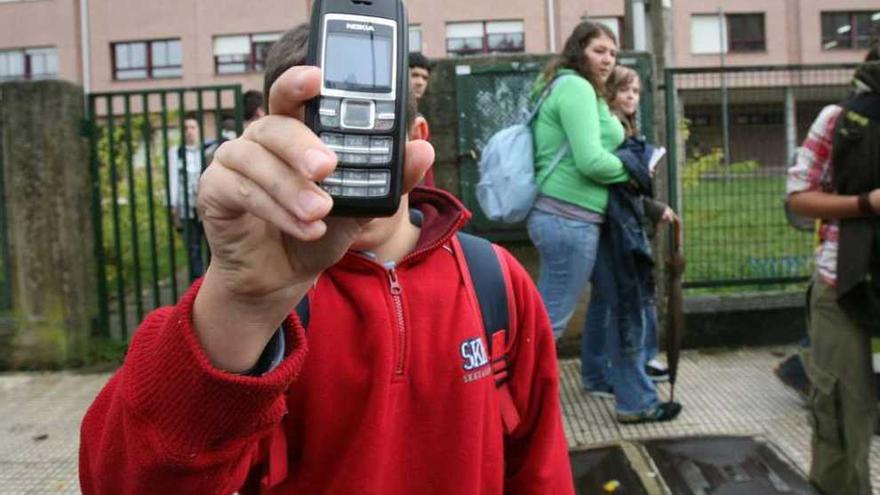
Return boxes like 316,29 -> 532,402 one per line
79,23 -> 574,495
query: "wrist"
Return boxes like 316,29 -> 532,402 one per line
193,268 -> 313,373
858,193 -> 878,217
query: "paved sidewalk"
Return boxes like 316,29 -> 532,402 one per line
0,373 -> 105,494
2,347 -> 879,494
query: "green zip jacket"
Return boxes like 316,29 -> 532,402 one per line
531,68 -> 628,214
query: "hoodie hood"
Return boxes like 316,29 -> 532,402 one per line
407,186 -> 472,253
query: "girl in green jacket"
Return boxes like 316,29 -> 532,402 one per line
526,21 -> 628,342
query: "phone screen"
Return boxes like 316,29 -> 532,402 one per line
324,32 -> 393,93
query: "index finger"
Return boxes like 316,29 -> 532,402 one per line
268,65 -> 322,119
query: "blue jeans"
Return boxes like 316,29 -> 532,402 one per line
582,301 -> 660,387
580,238 -> 660,415
183,217 -> 204,282
526,209 -> 600,340
644,302 -> 659,363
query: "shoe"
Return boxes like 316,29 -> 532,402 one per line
584,385 -> 614,400
617,401 -> 682,424
774,354 -> 811,400
645,359 -> 670,383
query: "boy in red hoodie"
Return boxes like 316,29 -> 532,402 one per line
79,24 -> 574,495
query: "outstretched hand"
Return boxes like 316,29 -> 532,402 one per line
192,65 -> 434,371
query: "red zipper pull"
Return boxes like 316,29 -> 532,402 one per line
387,269 -> 402,295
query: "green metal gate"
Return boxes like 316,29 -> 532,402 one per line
663,64 -> 857,291
454,54 -> 655,241
85,85 -> 243,340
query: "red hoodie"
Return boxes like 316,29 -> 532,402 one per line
79,188 -> 574,495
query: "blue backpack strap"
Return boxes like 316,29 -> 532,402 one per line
294,296 -> 310,331
456,232 -> 521,433
456,232 -> 509,358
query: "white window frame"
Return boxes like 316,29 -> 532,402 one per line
446,20 -> 524,56
690,14 -> 727,55
0,46 -> 57,81
409,24 -> 423,53
213,32 -> 281,74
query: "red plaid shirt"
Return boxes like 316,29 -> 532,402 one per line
786,104 -> 842,285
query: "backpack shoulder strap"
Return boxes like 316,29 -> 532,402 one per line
455,232 -> 521,434
456,232 -> 508,351
294,296 -> 310,331
526,73 -> 574,124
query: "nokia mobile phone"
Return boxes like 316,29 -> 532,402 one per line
306,0 -> 408,217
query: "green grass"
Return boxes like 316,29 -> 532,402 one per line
682,174 -> 814,293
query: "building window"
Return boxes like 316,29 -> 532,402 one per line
409,25 -> 423,53
733,111 -> 783,125
821,11 -> 880,50
727,14 -> 765,52
446,20 -> 524,56
690,15 -> 725,54
690,13 -> 767,54
589,17 -> 624,46
0,47 -> 57,81
213,33 -> 281,74
112,39 -> 182,80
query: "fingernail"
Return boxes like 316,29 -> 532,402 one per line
304,148 -> 335,177
298,189 -> 327,215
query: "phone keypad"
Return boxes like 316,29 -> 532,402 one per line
317,93 -> 396,199
321,132 -> 392,167
319,132 -> 392,198
343,134 -> 371,151
320,166 -> 390,198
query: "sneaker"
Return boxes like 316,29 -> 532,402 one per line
774,354 -> 810,400
617,401 -> 682,424
645,360 -> 670,383
584,385 -> 614,400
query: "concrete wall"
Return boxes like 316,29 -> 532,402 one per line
0,80 -> 96,368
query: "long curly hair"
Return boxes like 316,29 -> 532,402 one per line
541,21 -> 618,97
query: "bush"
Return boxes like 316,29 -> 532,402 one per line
682,148 -> 763,191
95,115 -> 187,309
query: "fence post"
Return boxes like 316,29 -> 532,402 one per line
0,80 -> 96,369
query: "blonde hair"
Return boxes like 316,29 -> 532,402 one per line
604,66 -> 640,137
